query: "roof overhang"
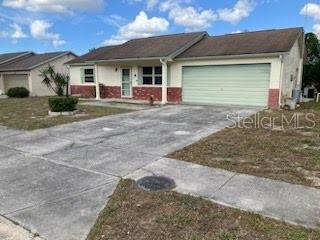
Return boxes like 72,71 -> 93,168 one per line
175,52 -> 290,61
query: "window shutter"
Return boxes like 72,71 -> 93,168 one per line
167,65 -> 171,86
80,68 -> 84,83
138,67 -> 143,85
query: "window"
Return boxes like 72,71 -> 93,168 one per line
142,66 -> 162,85
84,68 -> 94,83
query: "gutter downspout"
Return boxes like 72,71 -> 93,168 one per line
160,58 -> 168,105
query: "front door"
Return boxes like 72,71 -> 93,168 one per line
121,68 -> 131,97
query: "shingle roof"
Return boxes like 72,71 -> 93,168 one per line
0,51 -> 74,71
177,27 -> 304,58
68,32 -> 207,64
0,52 -> 32,64
66,46 -> 118,64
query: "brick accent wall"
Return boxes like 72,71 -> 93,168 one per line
70,85 -> 95,98
132,87 -> 162,101
168,87 -> 182,103
268,89 -> 280,109
71,85 -> 121,99
101,86 -> 121,98
71,85 -> 182,103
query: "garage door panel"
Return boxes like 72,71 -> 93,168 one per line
182,64 -> 270,106
4,75 -> 29,92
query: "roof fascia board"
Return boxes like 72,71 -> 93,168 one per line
0,71 -> 30,74
87,57 -> 162,64
175,52 -> 290,61
0,52 -> 34,65
167,32 -> 208,60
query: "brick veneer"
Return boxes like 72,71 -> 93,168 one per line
71,85 -> 182,103
101,86 -> 121,98
168,87 -> 182,103
132,87 -> 162,101
70,85 -> 95,98
268,88 -> 280,109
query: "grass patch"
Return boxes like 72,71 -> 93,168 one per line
87,179 -> 320,240
0,97 -> 131,130
168,102 -> 320,188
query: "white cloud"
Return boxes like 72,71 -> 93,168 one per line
105,14 -> 127,27
10,23 -> 27,41
129,0 -> 159,9
313,24 -> 320,38
231,30 -> 243,34
0,22 -> 27,42
300,3 -> 320,38
218,0 -> 255,24
300,3 -> 320,22
103,11 -> 169,45
160,0 -> 217,31
2,0 -> 105,13
30,20 -> 66,47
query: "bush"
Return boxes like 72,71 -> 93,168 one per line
48,97 -> 78,112
6,87 -> 29,98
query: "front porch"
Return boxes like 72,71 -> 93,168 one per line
70,59 -> 182,104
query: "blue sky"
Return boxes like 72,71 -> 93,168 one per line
0,0 -> 318,55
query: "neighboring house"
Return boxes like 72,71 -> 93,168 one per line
0,51 -> 77,96
67,27 -> 305,108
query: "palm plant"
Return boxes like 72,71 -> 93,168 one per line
40,65 -> 69,96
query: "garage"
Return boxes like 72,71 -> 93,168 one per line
4,74 -> 29,92
182,64 -> 271,107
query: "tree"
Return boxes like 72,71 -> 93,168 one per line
303,33 -> 320,89
305,33 -> 320,63
39,65 -> 69,96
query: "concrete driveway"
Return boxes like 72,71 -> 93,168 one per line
0,105 -> 257,240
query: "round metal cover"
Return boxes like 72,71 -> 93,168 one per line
137,176 -> 176,192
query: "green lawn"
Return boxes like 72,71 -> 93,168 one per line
169,102 -> 320,188
0,97 -> 131,130
87,180 -> 320,240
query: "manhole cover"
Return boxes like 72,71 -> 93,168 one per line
137,176 -> 176,192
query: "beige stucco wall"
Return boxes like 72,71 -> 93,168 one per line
281,40 -> 302,100
30,53 -> 76,96
169,57 -> 282,89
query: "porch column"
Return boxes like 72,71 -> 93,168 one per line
95,64 -> 100,100
161,59 -> 168,104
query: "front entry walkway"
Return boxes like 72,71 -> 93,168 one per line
0,105 -> 257,240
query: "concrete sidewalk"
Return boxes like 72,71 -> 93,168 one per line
127,158 -> 320,229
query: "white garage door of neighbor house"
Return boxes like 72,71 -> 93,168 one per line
4,75 -> 29,92
182,64 -> 271,106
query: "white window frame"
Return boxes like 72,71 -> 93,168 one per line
83,68 -> 95,83
142,66 -> 162,85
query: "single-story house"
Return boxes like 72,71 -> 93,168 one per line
67,27 -> 305,108
0,51 -> 77,96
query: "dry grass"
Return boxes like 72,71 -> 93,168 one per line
169,102 -> 320,188
0,97 -> 131,130
87,179 -> 320,240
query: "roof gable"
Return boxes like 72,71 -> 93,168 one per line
0,52 -> 33,65
0,51 -> 76,72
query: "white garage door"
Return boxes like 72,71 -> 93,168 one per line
182,64 -> 271,106
4,75 -> 29,92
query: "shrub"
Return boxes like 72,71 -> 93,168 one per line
48,97 -> 78,112
6,87 -> 29,98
